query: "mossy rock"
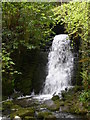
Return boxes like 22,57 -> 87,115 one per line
44,99 -> 60,111
52,95 -> 59,101
44,115 -> 56,120
14,98 -> 39,108
3,100 -> 13,109
59,100 -> 64,106
37,111 -> 52,119
60,106 -> 70,113
40,104 -> 47,108
10,108 -> 35,119
11,104 -> 21,111
24,116 -> 36,120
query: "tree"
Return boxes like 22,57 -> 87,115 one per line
2,2 -> 56,94
53,1 -> 89,101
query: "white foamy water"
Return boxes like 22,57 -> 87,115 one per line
42,34 -> 73,96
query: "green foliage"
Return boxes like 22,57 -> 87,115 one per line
2,43 -> 21,90
2,44 -> 15,74
53,2 -> 89,40
53,1 -> 89,103
2,2 -> 56,50
52,95 -> 59,101
79,91 -> 90,103
2,2 -> 56,95
80,71 -> 90,90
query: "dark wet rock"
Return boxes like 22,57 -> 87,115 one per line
14,98 -> 39,108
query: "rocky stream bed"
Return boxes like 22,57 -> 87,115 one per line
1,87 -> 90,120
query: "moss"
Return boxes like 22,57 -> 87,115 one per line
10,108 -> 35,119
52,95 -> 59,101
45,115 -> 56,120
61,99 -> 88,115
11,104 -> 21,110
24,116 -> 36,120
3,100 -> 13,109
37,111 -> 52,119
0,107 -> 2,111
59,100 -> 64,106
59,88 -> 89,116
40,104 -> 47,108
47,100 -> 60,111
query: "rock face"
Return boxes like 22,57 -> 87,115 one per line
14,49 -> 48,95
14,98 -> 39,108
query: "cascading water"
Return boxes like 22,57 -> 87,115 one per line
42,34 -> 73,96
23,34 -> 74,100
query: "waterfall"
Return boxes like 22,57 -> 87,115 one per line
42,34 -> 73,95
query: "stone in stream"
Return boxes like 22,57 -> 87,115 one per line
14,98 -> 39,108
13,116 -> 21,120
44,99 -> 60,111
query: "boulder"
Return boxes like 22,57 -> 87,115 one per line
44,99 -> 60,111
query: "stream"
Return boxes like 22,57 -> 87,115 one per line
1,94 -> 87,120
